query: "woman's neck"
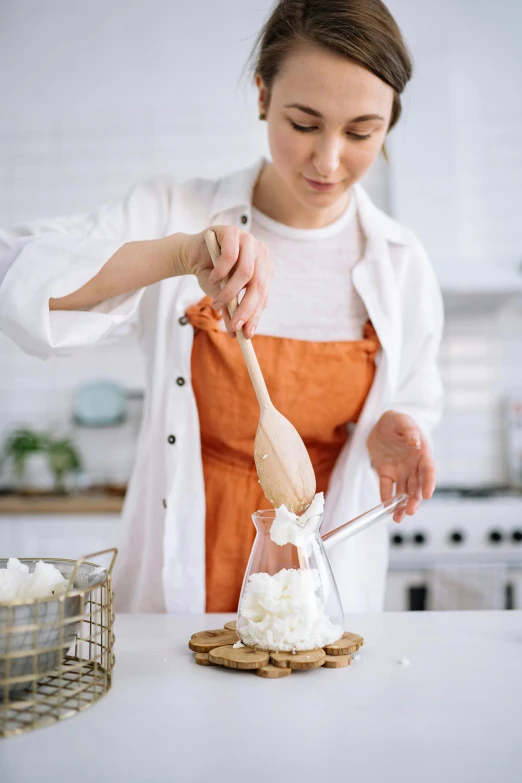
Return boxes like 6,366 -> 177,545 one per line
252,163 -> 351,229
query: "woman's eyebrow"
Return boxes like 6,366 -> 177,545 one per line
284,103 -> 384,123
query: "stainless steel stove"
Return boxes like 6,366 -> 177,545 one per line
385,492 -> 522,610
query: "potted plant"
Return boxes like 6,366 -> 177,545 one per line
45,437 -> 83,494
1,428 -> 82,494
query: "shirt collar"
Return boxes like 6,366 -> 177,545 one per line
209,157 -> 265,221
353,183 -> 408,245
211,157 -> 408,246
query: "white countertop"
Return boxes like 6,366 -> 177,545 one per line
2,611 -> 522,783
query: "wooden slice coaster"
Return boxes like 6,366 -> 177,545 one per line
209,645 -> 270,670
270,649 -> 326,670
322,654 -> 351,669
256,664 -> 292,679
323,632 -> 364,656
189,627 -> 362,676
194,653 -> 212,666
188,629 -> 238,653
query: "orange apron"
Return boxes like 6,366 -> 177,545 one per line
186,297 -> 380,612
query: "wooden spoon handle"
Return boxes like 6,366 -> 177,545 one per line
204,230 -> 271,410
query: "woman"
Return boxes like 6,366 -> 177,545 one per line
0,0 -> 443,614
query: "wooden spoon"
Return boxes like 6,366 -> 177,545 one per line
204,230 -> 316,514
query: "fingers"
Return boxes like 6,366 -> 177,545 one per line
373,417 -> 434,523
396,476 -> 406,499
392,473 -> 410,522
394,452 -> 432,522
233,253 -> 273,339
406,469 -> 418,500
393,506 -> 407,523
208,227 -> 271,337
379,476 -> 394,503
207,227 -> 241,288
378,473 -> 407,523
383,478 -> 407,523
419,451 -> 436,499
405,471 -> 422,516
212,233 -> 256,310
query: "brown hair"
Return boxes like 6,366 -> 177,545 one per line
251,0 -> 413,132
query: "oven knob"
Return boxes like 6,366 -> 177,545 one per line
488,530 -> 503,544
391,533 -> 405,546
449,530 -> 465,545
413,532 -> 427,545
512,530 -> 522,543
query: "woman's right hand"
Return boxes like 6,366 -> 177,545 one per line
180,226 -> 273,339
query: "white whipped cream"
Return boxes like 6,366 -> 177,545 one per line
269,492 -> 324,548
0,558 -> 67,602
237,567 -> 342,652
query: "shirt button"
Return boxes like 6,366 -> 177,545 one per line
162,498 -> 167,509
167,435 -> 176,444
178,315 -> 189,326
240,214 -> 248,225
176,377 -> 186,387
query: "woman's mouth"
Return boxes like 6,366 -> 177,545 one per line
302,176 -> 339,192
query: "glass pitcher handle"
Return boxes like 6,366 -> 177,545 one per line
321,494 -> 408,551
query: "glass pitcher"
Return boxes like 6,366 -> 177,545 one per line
236,494 -> 408,652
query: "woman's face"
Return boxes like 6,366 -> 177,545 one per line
257,44 -> 394,212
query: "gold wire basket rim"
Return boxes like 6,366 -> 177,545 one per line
0,551 -> 117,608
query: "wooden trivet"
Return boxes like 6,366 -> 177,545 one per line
256,664 -> 292,679
209,645 -> 269,669
270,649 -> 326,670
189,629 -> 238,653
323,632 -> 364,656
323,654 -> 351,668
188,621 -> 363,678
194,653 -> 212,666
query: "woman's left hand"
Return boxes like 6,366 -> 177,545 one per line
366,411 -> 436,522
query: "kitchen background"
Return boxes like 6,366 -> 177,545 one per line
1,0 -> 521,610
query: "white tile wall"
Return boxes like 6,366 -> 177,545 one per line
386,0 -> 522,275
0,114 -> 268,225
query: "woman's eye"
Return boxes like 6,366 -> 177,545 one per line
290,120 -> 372,140
290,120 -> 317,133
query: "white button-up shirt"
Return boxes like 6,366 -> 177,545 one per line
0,159 -> 444,614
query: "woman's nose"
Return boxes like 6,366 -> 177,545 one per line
312,136 -> 342,179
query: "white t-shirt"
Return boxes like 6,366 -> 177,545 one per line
249,193 -> 368,342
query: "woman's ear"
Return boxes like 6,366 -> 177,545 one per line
255,73 -> 268,119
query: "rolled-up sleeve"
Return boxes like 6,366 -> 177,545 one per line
0,177 -> 172,358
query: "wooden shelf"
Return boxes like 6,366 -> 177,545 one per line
0,494 -> 124,515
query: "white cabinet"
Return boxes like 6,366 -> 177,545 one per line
0,514 -> 121,561
386,0 -> 522,292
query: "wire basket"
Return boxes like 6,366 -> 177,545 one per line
0,548 -> 117,738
